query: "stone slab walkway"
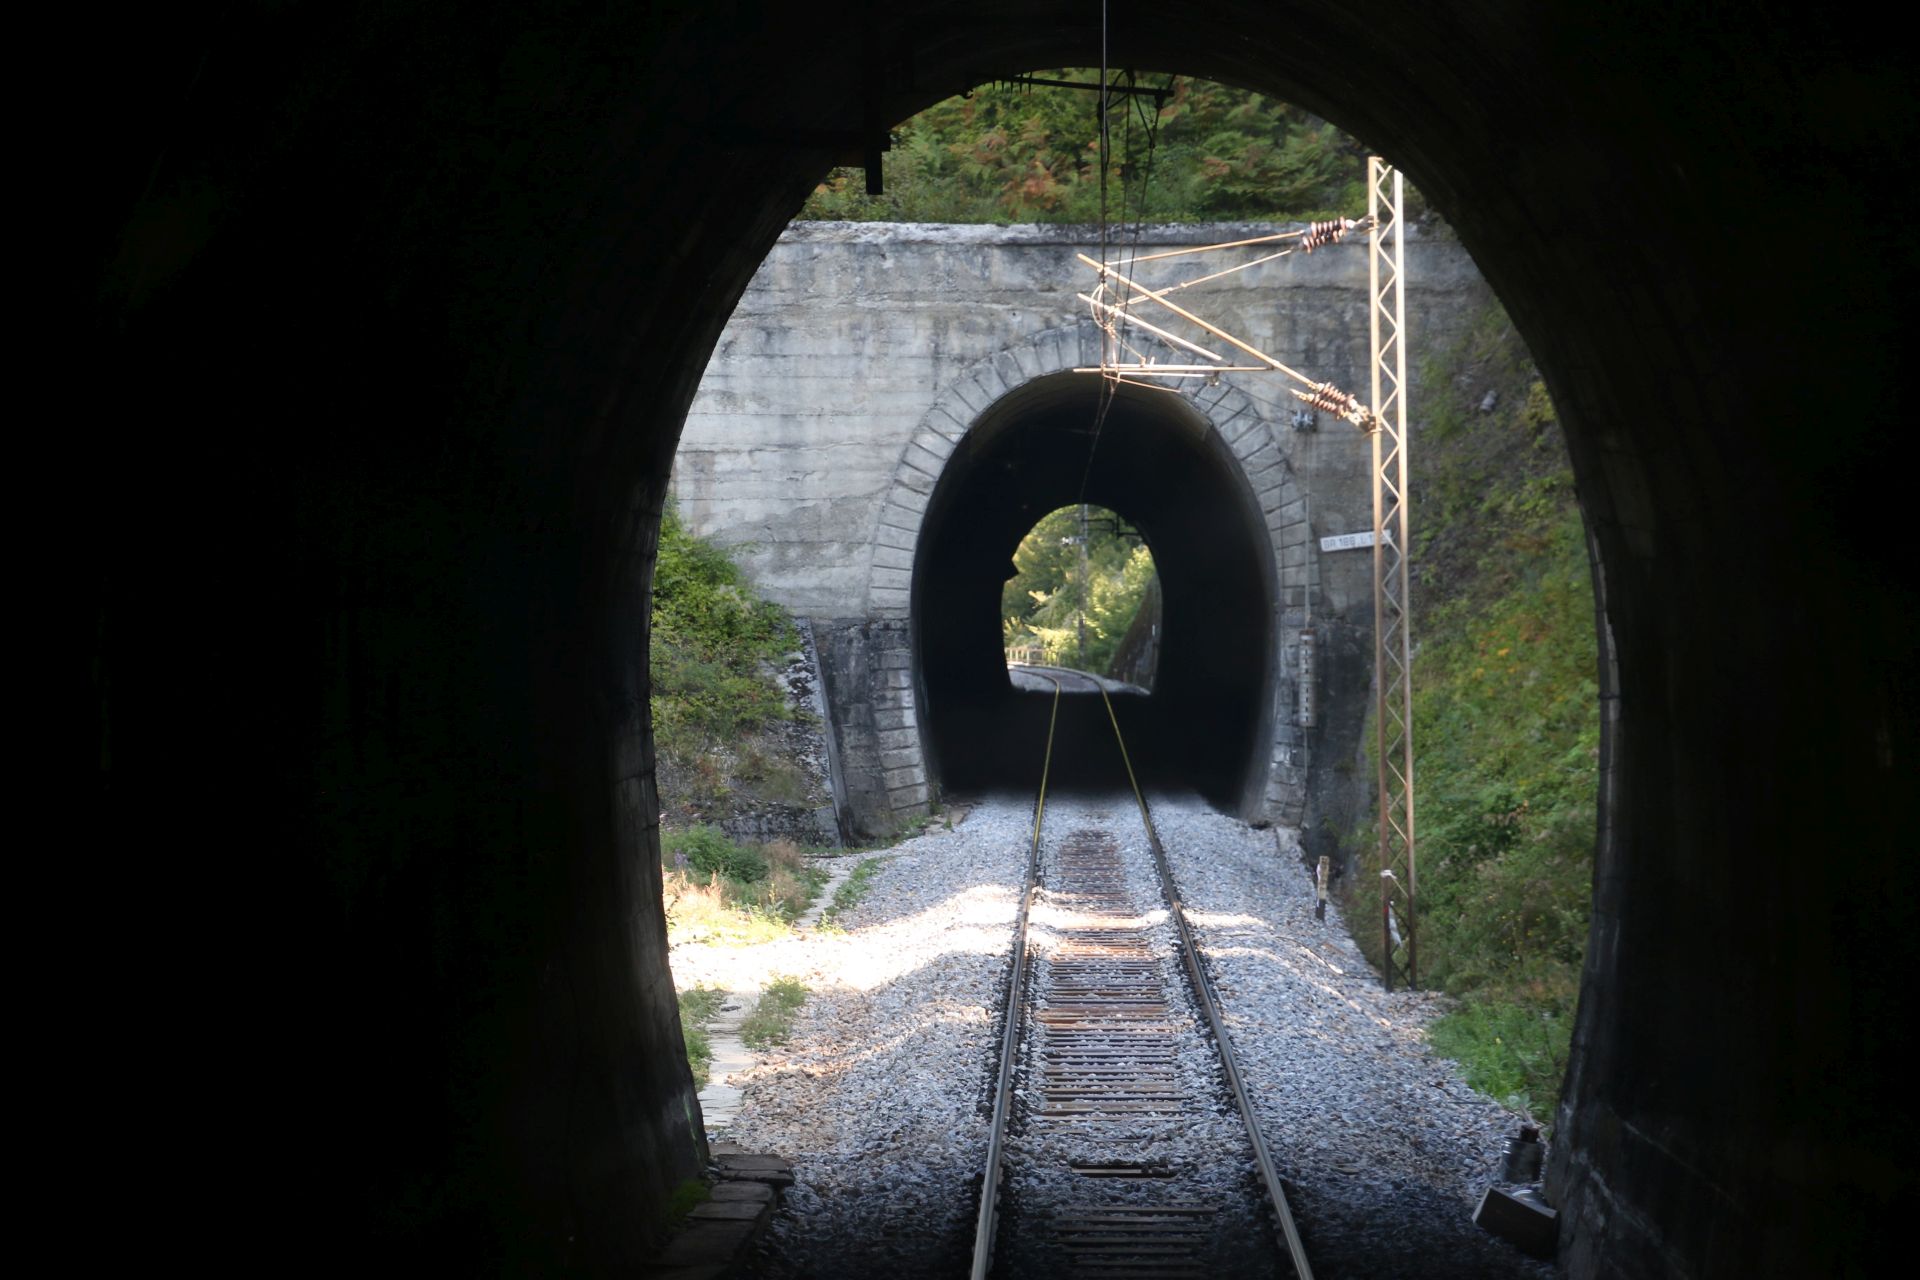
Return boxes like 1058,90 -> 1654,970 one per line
693,852 -> 871,1133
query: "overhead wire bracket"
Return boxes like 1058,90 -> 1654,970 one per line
1066,156 -> 1416,991
1071,223 -> 1376,422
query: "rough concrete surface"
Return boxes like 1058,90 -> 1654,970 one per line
676,222 -> 1486,837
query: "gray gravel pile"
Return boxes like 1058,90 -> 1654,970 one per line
734,796 -> 1032,1276
1151,793 -> 1556,1279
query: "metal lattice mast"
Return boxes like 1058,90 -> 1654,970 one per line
1066,158 -> 1414,992
1369,157 -> 1416,990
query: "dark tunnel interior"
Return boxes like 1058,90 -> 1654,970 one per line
84,4 -> 1915,1275
913,375 -> 1275,810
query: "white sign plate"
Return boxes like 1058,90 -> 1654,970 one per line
1319,530 -> 1389,552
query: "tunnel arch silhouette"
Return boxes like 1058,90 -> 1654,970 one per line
912,374 -> 1277,810
97,6 -> 1912,1277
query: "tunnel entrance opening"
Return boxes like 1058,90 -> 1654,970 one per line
913,373 -> 1276,811
1000,503 -> 1160,690
94,7 -> 1917,1274
667,63 -> 1613,1271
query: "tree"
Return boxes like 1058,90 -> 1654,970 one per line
802,72 -> 1365,224
1002,505 -> 1158,676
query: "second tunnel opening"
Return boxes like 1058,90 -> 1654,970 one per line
913,373 -> 1278,812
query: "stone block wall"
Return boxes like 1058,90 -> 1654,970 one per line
812,619 -> 928,838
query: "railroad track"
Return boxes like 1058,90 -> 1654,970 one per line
971,667 -> 1314,1279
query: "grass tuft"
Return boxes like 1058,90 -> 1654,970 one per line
818,857 -> 885,931
739,976 -> 809,1049
677,986 -> 727,1088
660,1178 -> 711,1234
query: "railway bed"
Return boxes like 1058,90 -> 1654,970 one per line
970,668 -> 1311,1278
729,670 -> 1552,1279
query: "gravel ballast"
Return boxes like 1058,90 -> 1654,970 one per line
694,797 -> 1033,1275
689,790 -> 1557,1277
1152,792 -> 1555,1279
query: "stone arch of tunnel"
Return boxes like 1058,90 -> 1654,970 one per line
912,373 -> 1281,812
92,5 -> 1912,1278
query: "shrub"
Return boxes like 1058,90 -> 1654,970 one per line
1428,965 -> 1578,1119
667,826 -> 769,884
1343,300 -> 1597,1129
649,502 -> 797,788
662,834 -> 832,945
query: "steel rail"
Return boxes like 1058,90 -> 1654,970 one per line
1093,684 -> 1316,1280
968,672 -> 1061,1280
972,664 -> 1314,1279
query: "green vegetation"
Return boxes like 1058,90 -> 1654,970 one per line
1002,505 -> 1158,678
651,501 -> 794,758
818,856 -> 886,932
1348,301 -> 1598,1125
1427,997 -> 1575,1121
651,504 -> 836,938
663,830 -> 829,946
803,73 -> 1365,225
671,825 -> 773,884
652,500 -> 816,817
677,986 -> 727,1089
739,976 -> 811,1049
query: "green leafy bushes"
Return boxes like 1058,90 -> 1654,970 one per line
1348,303 -> 1598,1125
662,830 -> 829,946
1001,505 -> 1159,679
1409,506 -> 1597,999
650,503 -> 833,824
651,503 -> 794,752
1427,993 -> 1574,1120
802,73 -> 1365,225
667,825 -> 771,884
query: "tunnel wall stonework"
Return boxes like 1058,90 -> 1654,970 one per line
675,222 -> 1485,834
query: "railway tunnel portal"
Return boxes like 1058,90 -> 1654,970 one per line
94,5 -> 1914,1278
914,374 -> 1277,811
672,221 -> 1475,838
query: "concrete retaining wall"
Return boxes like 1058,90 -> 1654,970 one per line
676,221 -> 1487,836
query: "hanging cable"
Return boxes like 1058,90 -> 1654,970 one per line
1095,0 -> 1110,289
1078,0 -> 1118,510
1118,72 -> 1168,314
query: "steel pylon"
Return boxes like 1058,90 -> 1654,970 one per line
1369,157 -> 1416,989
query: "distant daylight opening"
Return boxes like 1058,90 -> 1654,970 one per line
1001,504 -> 1161,691
671,64 -> 1602,1146
913,374 -> 1276,810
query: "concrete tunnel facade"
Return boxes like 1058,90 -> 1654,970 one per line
674,221 -> 1447,839
913,374 -> 1279,811
88,4 -> 1914,1277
